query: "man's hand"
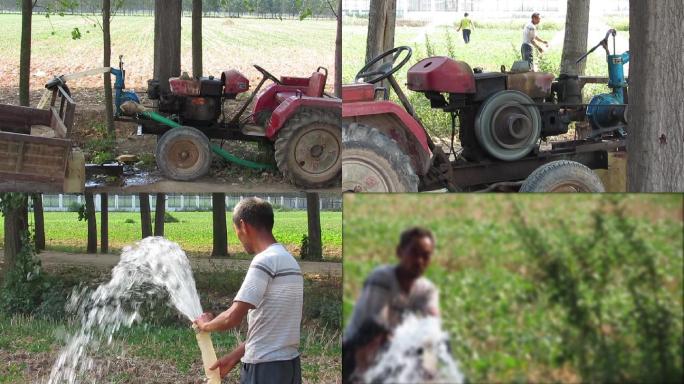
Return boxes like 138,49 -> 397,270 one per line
210,353 -> 240,378
193,312 -> 214,332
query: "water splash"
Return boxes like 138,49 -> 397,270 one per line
47,237 -> 203,384
364,315 -> 465,384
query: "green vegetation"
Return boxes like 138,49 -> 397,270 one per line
343,194 -> 683,383
0,211 -> 342,260
343,20 -> 627,136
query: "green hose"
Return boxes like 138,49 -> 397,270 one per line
142,111 -> 274,170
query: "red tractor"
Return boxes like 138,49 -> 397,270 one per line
342,46 -> 626,192
119,63 -> 341,188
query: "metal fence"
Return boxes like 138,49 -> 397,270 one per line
37,193 -> 342,212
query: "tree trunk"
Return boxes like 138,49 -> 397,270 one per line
100,193 -> 108,253
560,0 -> 591,76
192,0 -> 203,78
103,0 -> 115,134
305,193 -> 322,261
154,193 -> 165,236
211,193 -> 229,257
154,0 -> 182,94
2,194 -> 29,278
85,193 -> 97,253
140,193 -> 152,238
32,193 -> 45,251
334,0 -> 342,97
19,0 -> 32,106
627,0 -> 684,192
365,0 -> 396,64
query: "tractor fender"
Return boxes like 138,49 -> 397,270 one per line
342,100 -> 432,175
266,96 -> 341,140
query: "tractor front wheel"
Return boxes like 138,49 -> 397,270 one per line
520,160 -> 605,192
274,108 -> 342,188
342,124 -> 418,192
155,126 -> 212,181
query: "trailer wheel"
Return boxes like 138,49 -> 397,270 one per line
274,108 -> 341,188
520,160 -> 605,192
156,126 -> 212,181
343,124 -> 418,192
475,90 -> 542,161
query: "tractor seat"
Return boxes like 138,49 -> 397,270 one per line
274,72 -> 327,103
305,71 -> 326,97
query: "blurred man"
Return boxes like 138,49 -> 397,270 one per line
457,13 -> 475,44
342,227 -> 439,383
522,12 -> 549,70
194,197 -> 304,384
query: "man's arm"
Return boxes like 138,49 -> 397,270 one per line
534,35 -> 548,45
195,300 -> 253,332
210,342 -> 246,378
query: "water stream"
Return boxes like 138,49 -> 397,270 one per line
47,237 -> 203,384
364,315 -> 465,384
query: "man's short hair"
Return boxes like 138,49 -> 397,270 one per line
532,12 -> 540,18
464,12 -> 469,16
232,197 -> 274,231
398,227 -> 435,250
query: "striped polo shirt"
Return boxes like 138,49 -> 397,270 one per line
234,243 -> 304,364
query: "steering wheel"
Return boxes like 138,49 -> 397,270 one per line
355,46 -> 413,84
254,64 -> 282,85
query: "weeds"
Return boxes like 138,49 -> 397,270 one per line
512,197 -> 682,383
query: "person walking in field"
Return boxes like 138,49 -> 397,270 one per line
457,13 -> 474,44
521,12 -> 549,70
342,227 -> 440,383
194,197 -> 304,384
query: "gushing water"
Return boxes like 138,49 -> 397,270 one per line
47,237 -> 203,384
364,315 -> 465,384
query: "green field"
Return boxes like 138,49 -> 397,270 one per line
0,211 -> 342,260
343,194 -> 682,383
343,19 -> 629,135
0,14 -> 337,94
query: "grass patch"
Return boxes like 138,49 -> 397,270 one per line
0,211 -> 342,260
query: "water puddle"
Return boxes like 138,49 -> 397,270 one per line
47,237 -> 203,383
364,315 -> 465,384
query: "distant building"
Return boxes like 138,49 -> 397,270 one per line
343,0 -> 629,20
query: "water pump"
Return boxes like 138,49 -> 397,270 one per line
577,29 -> 629,137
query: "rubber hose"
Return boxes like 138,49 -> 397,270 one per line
142,111 -> 274,170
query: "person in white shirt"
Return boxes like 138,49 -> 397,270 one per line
522,12 -> 549,71
195,197 -> 304,384
342,227 -> 440,383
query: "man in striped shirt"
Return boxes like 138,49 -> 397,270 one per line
194,197 -> 304,384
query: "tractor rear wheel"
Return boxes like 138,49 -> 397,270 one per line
156,126 -> 212,181
342,124 -> 418,192
520,160 -> 605,192
274,108 -> 342,188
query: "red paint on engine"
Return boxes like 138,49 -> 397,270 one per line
407,57 -> 476,94
221,70 -> 250,95
169,78 -> 200,96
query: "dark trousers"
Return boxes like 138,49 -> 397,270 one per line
462,29 -> 472,44
521,43 -> 534,68
240,356 -> 302,384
